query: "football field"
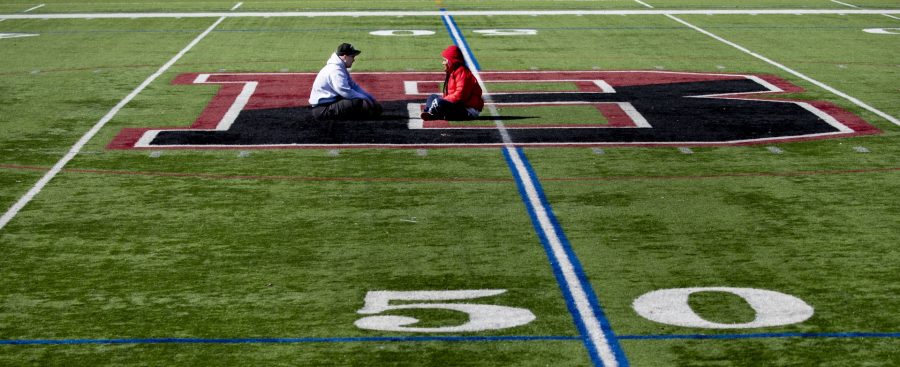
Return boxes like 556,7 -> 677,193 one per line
1,1 -> 899,366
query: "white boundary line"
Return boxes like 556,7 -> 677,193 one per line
230,2 -> 243,11
0,17 -> 226,231
22,4 -> 45,13
665,14 -> 900,127
1,9 -> 899,19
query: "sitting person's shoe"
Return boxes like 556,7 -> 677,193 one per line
420,112 -> 437,121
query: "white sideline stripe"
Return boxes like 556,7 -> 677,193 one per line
2,9 -> 900,19
831,0 -> 860,8
230,2 -> 243,11
666,14 -> 900,127
443,10 -> 619,367
0,17 -> 226,231
884,14 -> 900,20
23,4 -> 44,13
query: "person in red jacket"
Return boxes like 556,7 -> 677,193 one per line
420,45 -> 484,121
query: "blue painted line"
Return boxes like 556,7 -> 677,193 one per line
504,147 -> 629,367
0,335 -> 580,346
619,332 -> 900,340
439,9 -> 482,71
441,9 -> 625,366
502,148 -> 606,367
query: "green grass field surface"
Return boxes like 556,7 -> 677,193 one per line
677,13 -> 900,119
3,0 -> 900,13
0,166 -> 590,365
1,3 -> 898,366
635,0 -> 900,10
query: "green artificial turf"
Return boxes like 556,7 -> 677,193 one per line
1,4 -> 898,366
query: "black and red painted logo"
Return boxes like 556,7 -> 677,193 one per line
108,71 -> 878,149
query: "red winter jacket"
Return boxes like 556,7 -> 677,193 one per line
441,45 -> 484,112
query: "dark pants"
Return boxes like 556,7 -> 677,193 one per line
312,98 -> 382,121
425,94 -> 472,120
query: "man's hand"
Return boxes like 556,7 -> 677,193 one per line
362,98 -> 383,117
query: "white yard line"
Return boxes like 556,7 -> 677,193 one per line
22,4 -> 45,13
830,0 -> 860,8
230,2 -> 243,11
829,0 -> 900,20
504,148 -> 621,367
0,17 -> 226,231
1,9 -> 900,19
443,11 -> 623,367
666,14 -> 900,127
634,0 -> 653,9
441,14 -> 513,145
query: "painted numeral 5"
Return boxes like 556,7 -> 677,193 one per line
355,289 -> 536,332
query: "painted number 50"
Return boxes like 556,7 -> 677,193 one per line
355,289 -> 536,332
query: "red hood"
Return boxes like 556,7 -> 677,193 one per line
441,45 -> 465,70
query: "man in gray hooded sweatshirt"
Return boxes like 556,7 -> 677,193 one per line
308,43 -> 382,120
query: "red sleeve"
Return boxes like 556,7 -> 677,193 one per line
443,69 -> 473,104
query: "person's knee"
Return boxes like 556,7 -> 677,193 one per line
370,101 -> 383,117
358,99 -> 382,117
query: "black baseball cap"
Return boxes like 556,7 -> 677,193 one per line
336,43 -> 362,56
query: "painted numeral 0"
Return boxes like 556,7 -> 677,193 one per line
632,287 -> 814,329
355,289 -> 536,332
